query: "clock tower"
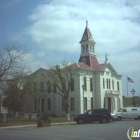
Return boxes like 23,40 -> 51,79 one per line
78,21 -> 99,68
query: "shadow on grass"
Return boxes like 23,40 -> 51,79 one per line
0,114 -> 74,127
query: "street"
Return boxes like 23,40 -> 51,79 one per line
0,120 -> 140,140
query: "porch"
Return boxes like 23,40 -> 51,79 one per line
104,90 -> 121,113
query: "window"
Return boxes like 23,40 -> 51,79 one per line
42,98 -> 44,112
87,110 -> 92,114
71,97 -> 75,111
34,82 -> 37,92
90,77 -> 93,91
62,98 -> 65,111
106,79 -> 108,89
71,78 -> 74,91
103,78 -> 105,89
34,98 -> 37,110
92,45 -> 94,53
28,82 -> 31,94
82,45 -> 85,51
132,109 -> 137,111
109,79 -> 111,89
83,36 -> 87,40
83,77 -> 87,91
117,81 -> 120,91
112,80 -> 114,89
47,81 -> 51,93
40,81 -> 44,92
62,78 -> 65,92
106,71 -> 109,75
91,97 -> 93,109
54,85 -> 56,93
86,44 -> 88,51
94,110 -> 101,114
123,109 -> 127,112
84,97 -> 87,111
48,98 -> 51,110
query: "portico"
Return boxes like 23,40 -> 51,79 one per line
104,90 -> 121,112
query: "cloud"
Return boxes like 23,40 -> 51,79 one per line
27,0 -> 140,56
22,52 -> 48,73
23,50 -> 69,73
13,0 -> 140,96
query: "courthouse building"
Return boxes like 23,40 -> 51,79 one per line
24,22 -> 123,116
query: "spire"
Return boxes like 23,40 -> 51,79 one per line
86,20 -> 88,27
78,21 -> 99,67
79,21 -> 95,44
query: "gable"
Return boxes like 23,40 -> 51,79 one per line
31,68 -> 47,76
103,63 -> 122,77
93,63 -> 122,77
105,63 -> 117,74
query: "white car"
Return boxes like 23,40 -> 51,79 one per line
115,107 -> 140,120
111,113 -> 118,120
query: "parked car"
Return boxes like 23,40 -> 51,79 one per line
115,107 -> 140,120
111,113 -> 118,120
73,108 -> 113,124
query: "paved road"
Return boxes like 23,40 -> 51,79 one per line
0,120 -> 140,140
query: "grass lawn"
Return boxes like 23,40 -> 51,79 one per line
0,114 -> 73,127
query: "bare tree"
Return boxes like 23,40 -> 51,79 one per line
46,62 -> 78,121
24,62 -> 78,121
0,44 -> 28,91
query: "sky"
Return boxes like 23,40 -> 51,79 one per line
0,0 -> 140,98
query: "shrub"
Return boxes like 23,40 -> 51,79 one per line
39,113 -> 50,121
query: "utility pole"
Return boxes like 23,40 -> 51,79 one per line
130,89 -> 136,107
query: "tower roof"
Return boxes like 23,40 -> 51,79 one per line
80,21 -> 96,44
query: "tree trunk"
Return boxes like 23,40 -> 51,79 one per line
65,113 -> 70,121
65,98 -> 70,121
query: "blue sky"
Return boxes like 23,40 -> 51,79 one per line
0,0 -> 140,98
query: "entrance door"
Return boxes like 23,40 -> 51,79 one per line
108,97 -> 111,112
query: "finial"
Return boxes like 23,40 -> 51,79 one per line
104,53 -> 109,64
86,20 -> 88,27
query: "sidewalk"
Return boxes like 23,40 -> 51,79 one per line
0,122 -> 75,129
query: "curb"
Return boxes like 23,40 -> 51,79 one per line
0,122 -> 75,129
